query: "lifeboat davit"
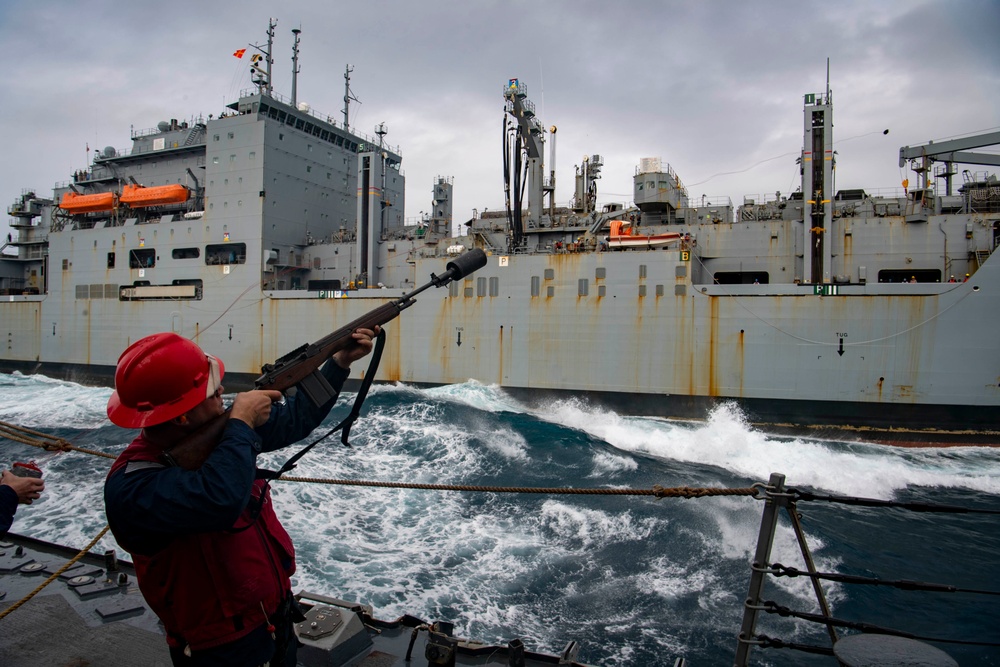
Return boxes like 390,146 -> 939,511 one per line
120,184 -> 189,208
58,191 -> 116,214
607,220 -> 682,249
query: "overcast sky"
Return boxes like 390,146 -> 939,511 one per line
2,0 -> 998,238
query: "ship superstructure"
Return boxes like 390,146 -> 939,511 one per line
2,28 -> 1000,442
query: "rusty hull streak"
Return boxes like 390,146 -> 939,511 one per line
708,294 -> 718,397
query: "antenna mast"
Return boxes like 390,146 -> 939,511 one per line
265,19 -> 275,97
343,65 -> 360,132
826,57 -> 831,102
291,27 -> 302,106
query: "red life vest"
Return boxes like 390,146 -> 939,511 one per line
107,435 -> 296,651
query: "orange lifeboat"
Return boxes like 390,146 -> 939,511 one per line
59,191 -> 116,214
607,220 -> 682,249
120,184 -> 189,208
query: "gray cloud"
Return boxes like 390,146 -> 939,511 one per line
2,0 -> 997,236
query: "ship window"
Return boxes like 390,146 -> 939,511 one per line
637,183 -> 644,191
307,166 -> 312,173
877,269 -> 941,283
213,157 -> 219,164
595,267 -> 606,279
249,151 -> 256,160
213,134 -> 220,141
489,277 -> 499,296
308,279 -> 341,291
229,155 -> 236,163
119,279 -> 202,301
578,279 -> 589,296
530,276 -> 540,297
477,277 -> 487,297
173,247 -> 200,259
205,242 -> 246,265
228,132 -> 234,139
107,252 -> 115,268
129,248 -> 156,268
279,133 -> 284,140
639,264 -> 647,279
713,271 -> 769,285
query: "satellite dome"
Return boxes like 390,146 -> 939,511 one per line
157,121 -> 170,132
103,146 -> 117,158
297,102 -> 310,113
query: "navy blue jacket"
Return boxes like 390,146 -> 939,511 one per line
105,361 -> 350,556
0,484 -> 17,534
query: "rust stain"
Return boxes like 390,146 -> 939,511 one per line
737,328 -> 745,396
383,316 -> 401,382
877,376 -> 884,401
432,292 -> 453,380
843,229 -> 853,271
708,295 -> 718,396
498,324 -> 504,385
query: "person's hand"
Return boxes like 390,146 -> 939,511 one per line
333,326 -> 380,369
229,390 -> 284,428
1,469 -> 45,505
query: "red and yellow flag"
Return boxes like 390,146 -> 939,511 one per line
233,48 -> 247,59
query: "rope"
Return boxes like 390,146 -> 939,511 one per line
0,525 -> 111,621
792,487 -> 1000,515
277,476 -> 758,499
759,600 -> 1000,647
767,562 -> 1000,596
1,418 -> 757,499
0,421 -> 116,460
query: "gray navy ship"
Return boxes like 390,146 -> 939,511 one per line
2,22 -> 999,444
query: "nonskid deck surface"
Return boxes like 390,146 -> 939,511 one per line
0,533 -> 590,667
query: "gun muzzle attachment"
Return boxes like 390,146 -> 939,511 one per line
432,248 -> 488,286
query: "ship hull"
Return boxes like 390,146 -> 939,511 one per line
3,248 -> 998,444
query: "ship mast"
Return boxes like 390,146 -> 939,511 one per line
343,65 -> 360,132
249,19 -> 276,97
801,63 -> 834,285
290,27 -> 301,107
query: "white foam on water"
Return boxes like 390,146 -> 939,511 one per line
1,373 -> 994,663
0,372 -> 112,428
527,398 -> 1000,499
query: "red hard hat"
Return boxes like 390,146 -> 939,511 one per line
107,333 -> 224,428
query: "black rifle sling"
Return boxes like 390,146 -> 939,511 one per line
256,327 -> 387,482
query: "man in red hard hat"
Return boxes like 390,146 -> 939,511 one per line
103,329 -> 378,667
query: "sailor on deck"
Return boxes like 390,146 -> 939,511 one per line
103,330 -> 377,667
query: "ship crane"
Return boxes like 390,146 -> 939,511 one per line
503,80 -> 551,252
899,130 -> 1000,196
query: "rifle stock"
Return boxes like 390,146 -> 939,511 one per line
162,248 -> 487,470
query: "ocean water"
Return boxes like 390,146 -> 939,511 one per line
2,371 -> 999,666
